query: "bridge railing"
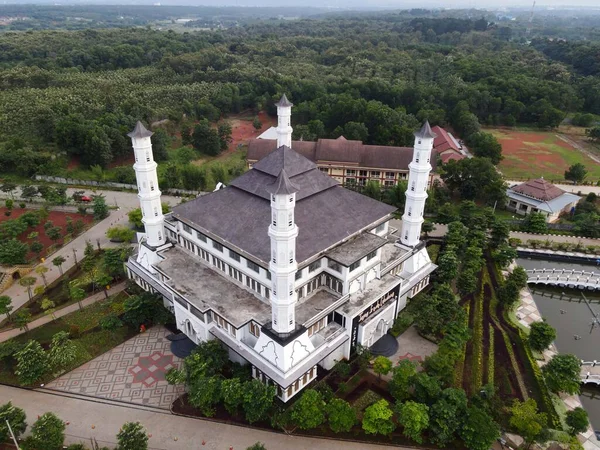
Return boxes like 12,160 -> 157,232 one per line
526,269 -> 600,286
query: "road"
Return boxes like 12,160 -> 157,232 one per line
1,385 -> 412,450
0,188 -> 180,314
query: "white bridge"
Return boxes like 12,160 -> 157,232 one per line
526,269 -> 600,290
581,361 -> 600,385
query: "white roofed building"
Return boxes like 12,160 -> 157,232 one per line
126,96 -> 436,402
506,178 -> 581,222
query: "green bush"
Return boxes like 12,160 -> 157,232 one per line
99,314 -> 123,331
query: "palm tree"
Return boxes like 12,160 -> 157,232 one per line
19,276 -> 37,301
52,255 -> 66,276
35,266 -> 49,287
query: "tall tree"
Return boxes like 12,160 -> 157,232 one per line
15,340 -> 49,385
564,163 -> 588,184
290,389 -> 325,430
362,399 -> 395,436
528,320 -> 557,352
397,401 -> 429,444
52,255 -> 66,276
509,399 -> 547,448
542,354 -> 581,395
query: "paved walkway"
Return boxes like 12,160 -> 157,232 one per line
507,262 -> 600,450
0,282 -> 127,343
0,188 -> 179,315
1,385 -> 415,450
46,326 -> 184,410
393,325 -> 438,366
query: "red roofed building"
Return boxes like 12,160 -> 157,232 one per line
431,125 -> 465,163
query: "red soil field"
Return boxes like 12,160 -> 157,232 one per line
227,111 -> 275,153
0,207 -> 94,262
499,131 -> 564,166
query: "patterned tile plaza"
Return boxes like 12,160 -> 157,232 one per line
46,326 -> 185,409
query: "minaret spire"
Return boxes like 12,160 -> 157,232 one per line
275,94 -> 293,149
267,168 -> 299,334
129,121 -> 165,248
400,121 -> 436,247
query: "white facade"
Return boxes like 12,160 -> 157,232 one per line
275,94 -> 293,148
128,122 -> 165,248
127,110 -> 436,403
401,122 -> 435,247
267,172 -> 299,333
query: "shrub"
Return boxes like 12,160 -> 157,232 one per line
69,325 -> 81,338
326,398 -> 356,433
0,401 -> 27,443
19,202 -> 26,209
116,422 -> 148,450
99,314 -> 123,331
106,225 -> 135,243
23,412 -> 65,450
291,389 -> 325,429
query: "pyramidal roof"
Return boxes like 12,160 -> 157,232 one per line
275,94 -> 293,108
414,121 -> 437,139
252,145 -> 316,178
512,178 -> 565,201
267,168 -> 299,195
127,121 -> 153,139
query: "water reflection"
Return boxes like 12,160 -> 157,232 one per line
517,258 -> 600,431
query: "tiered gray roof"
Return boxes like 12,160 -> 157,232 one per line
267,168 -> 298,195
172,145 -> 396,265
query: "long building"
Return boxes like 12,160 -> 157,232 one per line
248,115 -> 464,187
126,96 -> 437,402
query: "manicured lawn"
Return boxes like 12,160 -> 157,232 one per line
489,128 -> 600,181
1,291 -> 134,386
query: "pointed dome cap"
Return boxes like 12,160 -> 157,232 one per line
127,121 -> 153,139
414,120 -> 437,139
267,168 -> 298,196
275,93 -> 293,108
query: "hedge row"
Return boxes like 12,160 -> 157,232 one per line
487,324 -> 495,387
470,286 -> 484,395
453,304 -> 470,389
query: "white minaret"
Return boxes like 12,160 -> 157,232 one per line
275,94 -> 293,148
129,121 -> 165,248
267,169 -> 299,334
401,121 -> 436,247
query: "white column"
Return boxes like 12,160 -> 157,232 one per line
401,121 -> 436,247
268,169 -> 298,333
276,94 -> 293,149
129,121 -> 165,248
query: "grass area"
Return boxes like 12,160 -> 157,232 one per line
493,208 -> 517,221
426,244 -> 440,263
488,128 -> 600,181
0,291 -> 133,386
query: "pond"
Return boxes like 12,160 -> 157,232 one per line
517,257 -> 600,432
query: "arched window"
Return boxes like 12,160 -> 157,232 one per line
272,213 -> 277,226
288,212 -> 293,227
418,140 -> 422,145
416,153 -> 420,163
289,196 -> 293,203
271,194 -> 275,202
272,250 -> 276,263
411,182 -> 415,192
150,181 -> 155,191
158,231 -> 162,241
146,151 -> 150,162
154,207 -> 158,217
289,251 -> 294,264
408,207 -> 412,217
289,283 -> 293,296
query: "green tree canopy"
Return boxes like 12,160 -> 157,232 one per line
397,400 -> 429,444
362,399 -> 395,436
290,389 -> 326,430
116,422 -> 148,450
542,354 -> 581,395
325,398 -> 356,433
528,320 -> 557,352
0,401 -> 27,443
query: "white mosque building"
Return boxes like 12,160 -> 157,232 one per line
126,96 -> 437,402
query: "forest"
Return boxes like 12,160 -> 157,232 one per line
0,11 -> 599,191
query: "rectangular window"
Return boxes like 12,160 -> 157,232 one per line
212,241 -> 223,252
295,270 -> 302,280
196,231 -> 207,242
384,180 -> 394,187
183,224 -> 192,234
371,171 -> 380,177
349,260 -> 360,271
265,288 -> 270,299
229,250 -> 240,262
385,171 -> 395,179
309,260 -> 320,272
266,271 -> 271,280
308,317 -> 327,337
319,167 -> 329,173
367,250 -> 377,261
190,305 -> 204,322
247,260 -> 260,273
375,223 -> 385,233
250,322 -> 260,337
327,260 -> 341,272
346,169 -> 356,176
359,170 -> 368,177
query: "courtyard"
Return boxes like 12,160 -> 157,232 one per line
46,326 -> 184,410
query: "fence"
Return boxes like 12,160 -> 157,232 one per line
34,175 -> 203,197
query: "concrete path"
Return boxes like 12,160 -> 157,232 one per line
0,188 -> 180,315
0,282 -> 127,343
1,384 -> 415,450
